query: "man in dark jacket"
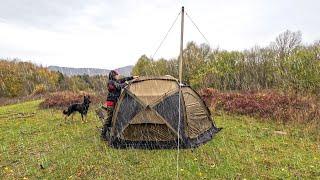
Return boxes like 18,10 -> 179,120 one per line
100,70 -> 138,139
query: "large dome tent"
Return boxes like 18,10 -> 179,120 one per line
108,76 -> 221,149
100,6 -> 222,149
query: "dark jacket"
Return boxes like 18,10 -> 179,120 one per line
107,76 -> 134,102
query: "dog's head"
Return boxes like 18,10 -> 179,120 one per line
83,95 -> 91,104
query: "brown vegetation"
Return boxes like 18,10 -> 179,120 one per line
200,88 -> 320,123
39,91 -> 104,109
0,94 -> 45,107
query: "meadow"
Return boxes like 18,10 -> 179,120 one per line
0,100 -> 319,179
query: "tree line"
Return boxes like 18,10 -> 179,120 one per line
0,60 -> 108,97
1,30 -> 319,97
132,30 -> 320,95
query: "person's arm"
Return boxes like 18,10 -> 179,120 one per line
113,81 -> 128,90
118,76 -> 134,83
118,76 -> 139,83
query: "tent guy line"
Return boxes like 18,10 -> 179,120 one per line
146,6 -> 215,179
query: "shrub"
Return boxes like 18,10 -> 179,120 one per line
39,91 -> 103,109
200,88 -> 320,123
32,84 -> 47,95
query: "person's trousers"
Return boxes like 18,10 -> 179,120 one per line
101,106 -> 114,139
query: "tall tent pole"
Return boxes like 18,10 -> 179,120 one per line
179,6 -> 184,83
177,6 -> 184,180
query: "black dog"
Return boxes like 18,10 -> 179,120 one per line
63,95 -> 91,123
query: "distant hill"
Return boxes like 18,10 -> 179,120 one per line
48,65 -> 133,76
115,65 -> 134,77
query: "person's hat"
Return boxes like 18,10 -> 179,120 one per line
109,70 -> 119,80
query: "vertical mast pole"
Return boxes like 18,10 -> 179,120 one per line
177,7 -> 184,179
179,6 -> 184,83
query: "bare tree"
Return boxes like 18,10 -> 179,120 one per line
272,30 -> 302,57
313,40 -> 320,60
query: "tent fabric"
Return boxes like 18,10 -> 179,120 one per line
182,87 -> 213,138
122,124 -> 176,141
129,79 -> 178,105
112,92 -> 144,136
130,107 -> 166,125
109,76 -> 221,149
153,91 -> 186,139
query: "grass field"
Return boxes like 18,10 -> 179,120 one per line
0,100 -> 319,179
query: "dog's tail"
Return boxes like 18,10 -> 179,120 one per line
62,109 -> 69,115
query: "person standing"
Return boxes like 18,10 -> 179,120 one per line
100,70 -> 138,139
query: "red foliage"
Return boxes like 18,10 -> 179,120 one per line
200,88 -> 320,123
39,91 -> 103,109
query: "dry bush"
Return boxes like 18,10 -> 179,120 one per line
39,91 -> 104,109
0,94 -> 44,107
200,88 -> 320,123
32,84 -> 47,95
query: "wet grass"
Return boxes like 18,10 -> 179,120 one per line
0,100 -> 319,179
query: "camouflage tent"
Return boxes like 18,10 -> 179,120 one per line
109,76 -> 221,149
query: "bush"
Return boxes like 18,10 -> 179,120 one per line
39,91 -> 103,109
32,84 -> 47,95
200,88 -> 320,123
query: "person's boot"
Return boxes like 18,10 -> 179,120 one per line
95,108 -> 105,121
101,126 -> 107,140
101,124 -> 111,141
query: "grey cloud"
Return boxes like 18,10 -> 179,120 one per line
0,0 -> 115,30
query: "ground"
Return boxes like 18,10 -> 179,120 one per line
0,100 -> 319,179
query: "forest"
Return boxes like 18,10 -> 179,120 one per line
133,30 -> 320,94
0,60 -> 108,98
1,30 -> 319,98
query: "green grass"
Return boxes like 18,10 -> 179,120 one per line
0,100 -> 319,179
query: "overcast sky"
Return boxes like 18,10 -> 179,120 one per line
0,0 -> 319,69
